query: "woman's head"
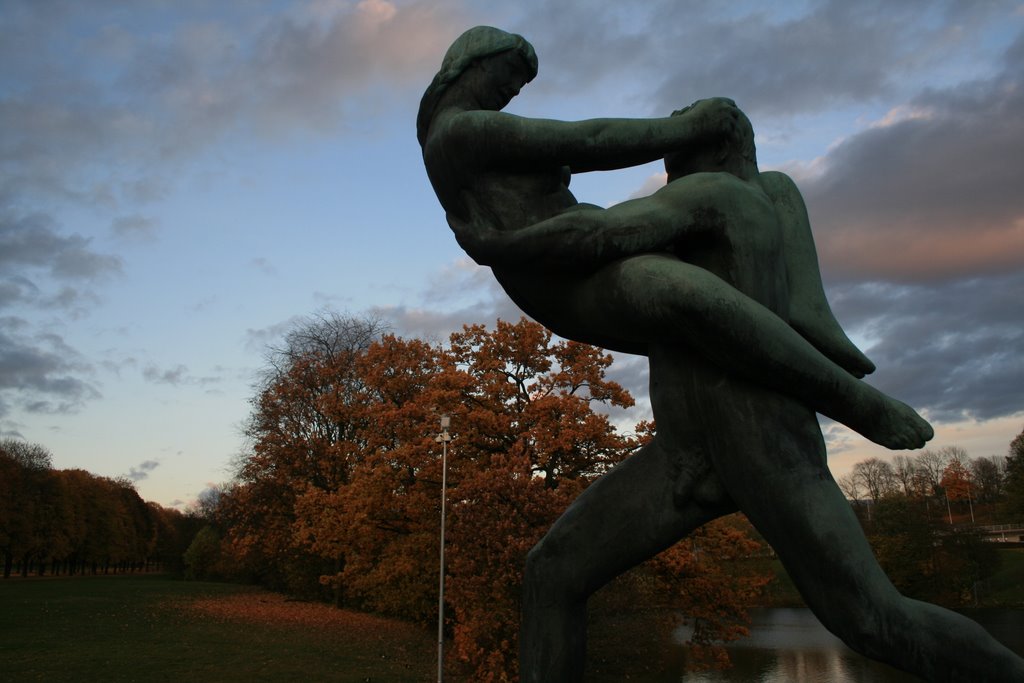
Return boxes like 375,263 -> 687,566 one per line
417,26 -> 538,146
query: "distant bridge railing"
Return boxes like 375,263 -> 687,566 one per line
976,523 -> 1024,542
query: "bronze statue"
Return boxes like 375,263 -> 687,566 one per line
419,25 -> 1024,682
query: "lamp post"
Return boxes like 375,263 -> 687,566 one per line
436,415 -> 451,683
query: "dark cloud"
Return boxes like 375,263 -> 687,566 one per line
509,3 -> 655,100
648,0 -> 990,118
55,1 -> 464,158
111,214 -> 158,242
142,364 -> 190,386
768,29 -> 1024,427
371,296 -> 526,343
0,211 -> 122,283
516,0 -> 1017,119
126,459 -> 160,482
828,271 -> 1024,422
0,2 -> 474,431
0,424 -> 25,439
1,1 -> 468,274
0,317 -> 99,416
142,363 -> 223,388
802,44 -> 1024,282
0,276 -> 40,309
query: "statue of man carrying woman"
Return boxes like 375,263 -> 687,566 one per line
418,26 -> 1024,682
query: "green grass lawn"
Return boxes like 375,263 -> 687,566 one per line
0,575 -> 434,682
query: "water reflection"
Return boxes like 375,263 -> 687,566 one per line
667,608 -> 1022,682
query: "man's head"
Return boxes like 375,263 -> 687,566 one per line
664,98 -> 757,181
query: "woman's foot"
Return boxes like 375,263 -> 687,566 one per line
790,306 -> 876,378
837,383 -> 933,450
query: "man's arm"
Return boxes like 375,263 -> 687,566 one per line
451,173 -> 729,273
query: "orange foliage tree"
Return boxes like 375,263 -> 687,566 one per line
648,516 -> 772,670
1,439 -> 186,578
225,314 -> 771,679
940,459 -> 974,503
222,313 -> 390,593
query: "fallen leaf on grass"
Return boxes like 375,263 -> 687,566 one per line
175,591 -> 424,649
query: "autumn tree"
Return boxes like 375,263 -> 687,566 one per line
970,456 -> 1004,504
1002,425 -> 1024,518
851,457 -> 897,503
225,312 -> 388,594
915,449 -> 951,496
183,526 -> 224,579
867,496 -> 997,605
838,447 -> 1006,607
289,319 -> 637,678
443,320 -> 636,680
0,443 -> 73,577
149,503 -> 196,575
0,439 -> 52,469
941,459 -> 974,503
0,441 -> 52,577
225,316 -> 773,680
1,440 -> 184,578
647,515 -> 772,671
891,454 -> 923,498
293,333 -> 454,616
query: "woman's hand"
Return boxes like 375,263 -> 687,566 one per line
447,213 -> 504,265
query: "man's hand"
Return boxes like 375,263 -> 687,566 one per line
673,97 -> 742,143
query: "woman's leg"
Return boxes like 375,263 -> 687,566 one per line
544,254 -> 932,450
494,176 -> 931,448
758,170 -> 876,377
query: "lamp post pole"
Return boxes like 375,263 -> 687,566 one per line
436,416 -> 451,683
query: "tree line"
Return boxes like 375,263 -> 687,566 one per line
187,313 -> 772,679
836,434 -> 1024,605
0,439 -> 197,579
838,440 -> 1024,517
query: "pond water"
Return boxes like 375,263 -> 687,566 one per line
659,607 -> 1024,682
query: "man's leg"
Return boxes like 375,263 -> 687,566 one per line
684,366 -> 1024,682
520,434 -> 734,683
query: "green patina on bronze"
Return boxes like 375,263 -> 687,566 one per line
419,25 -> 1024,683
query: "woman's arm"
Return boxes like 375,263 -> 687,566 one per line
445,97 -> 741,173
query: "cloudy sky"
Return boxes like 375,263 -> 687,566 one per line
3,0 -> 1022,508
